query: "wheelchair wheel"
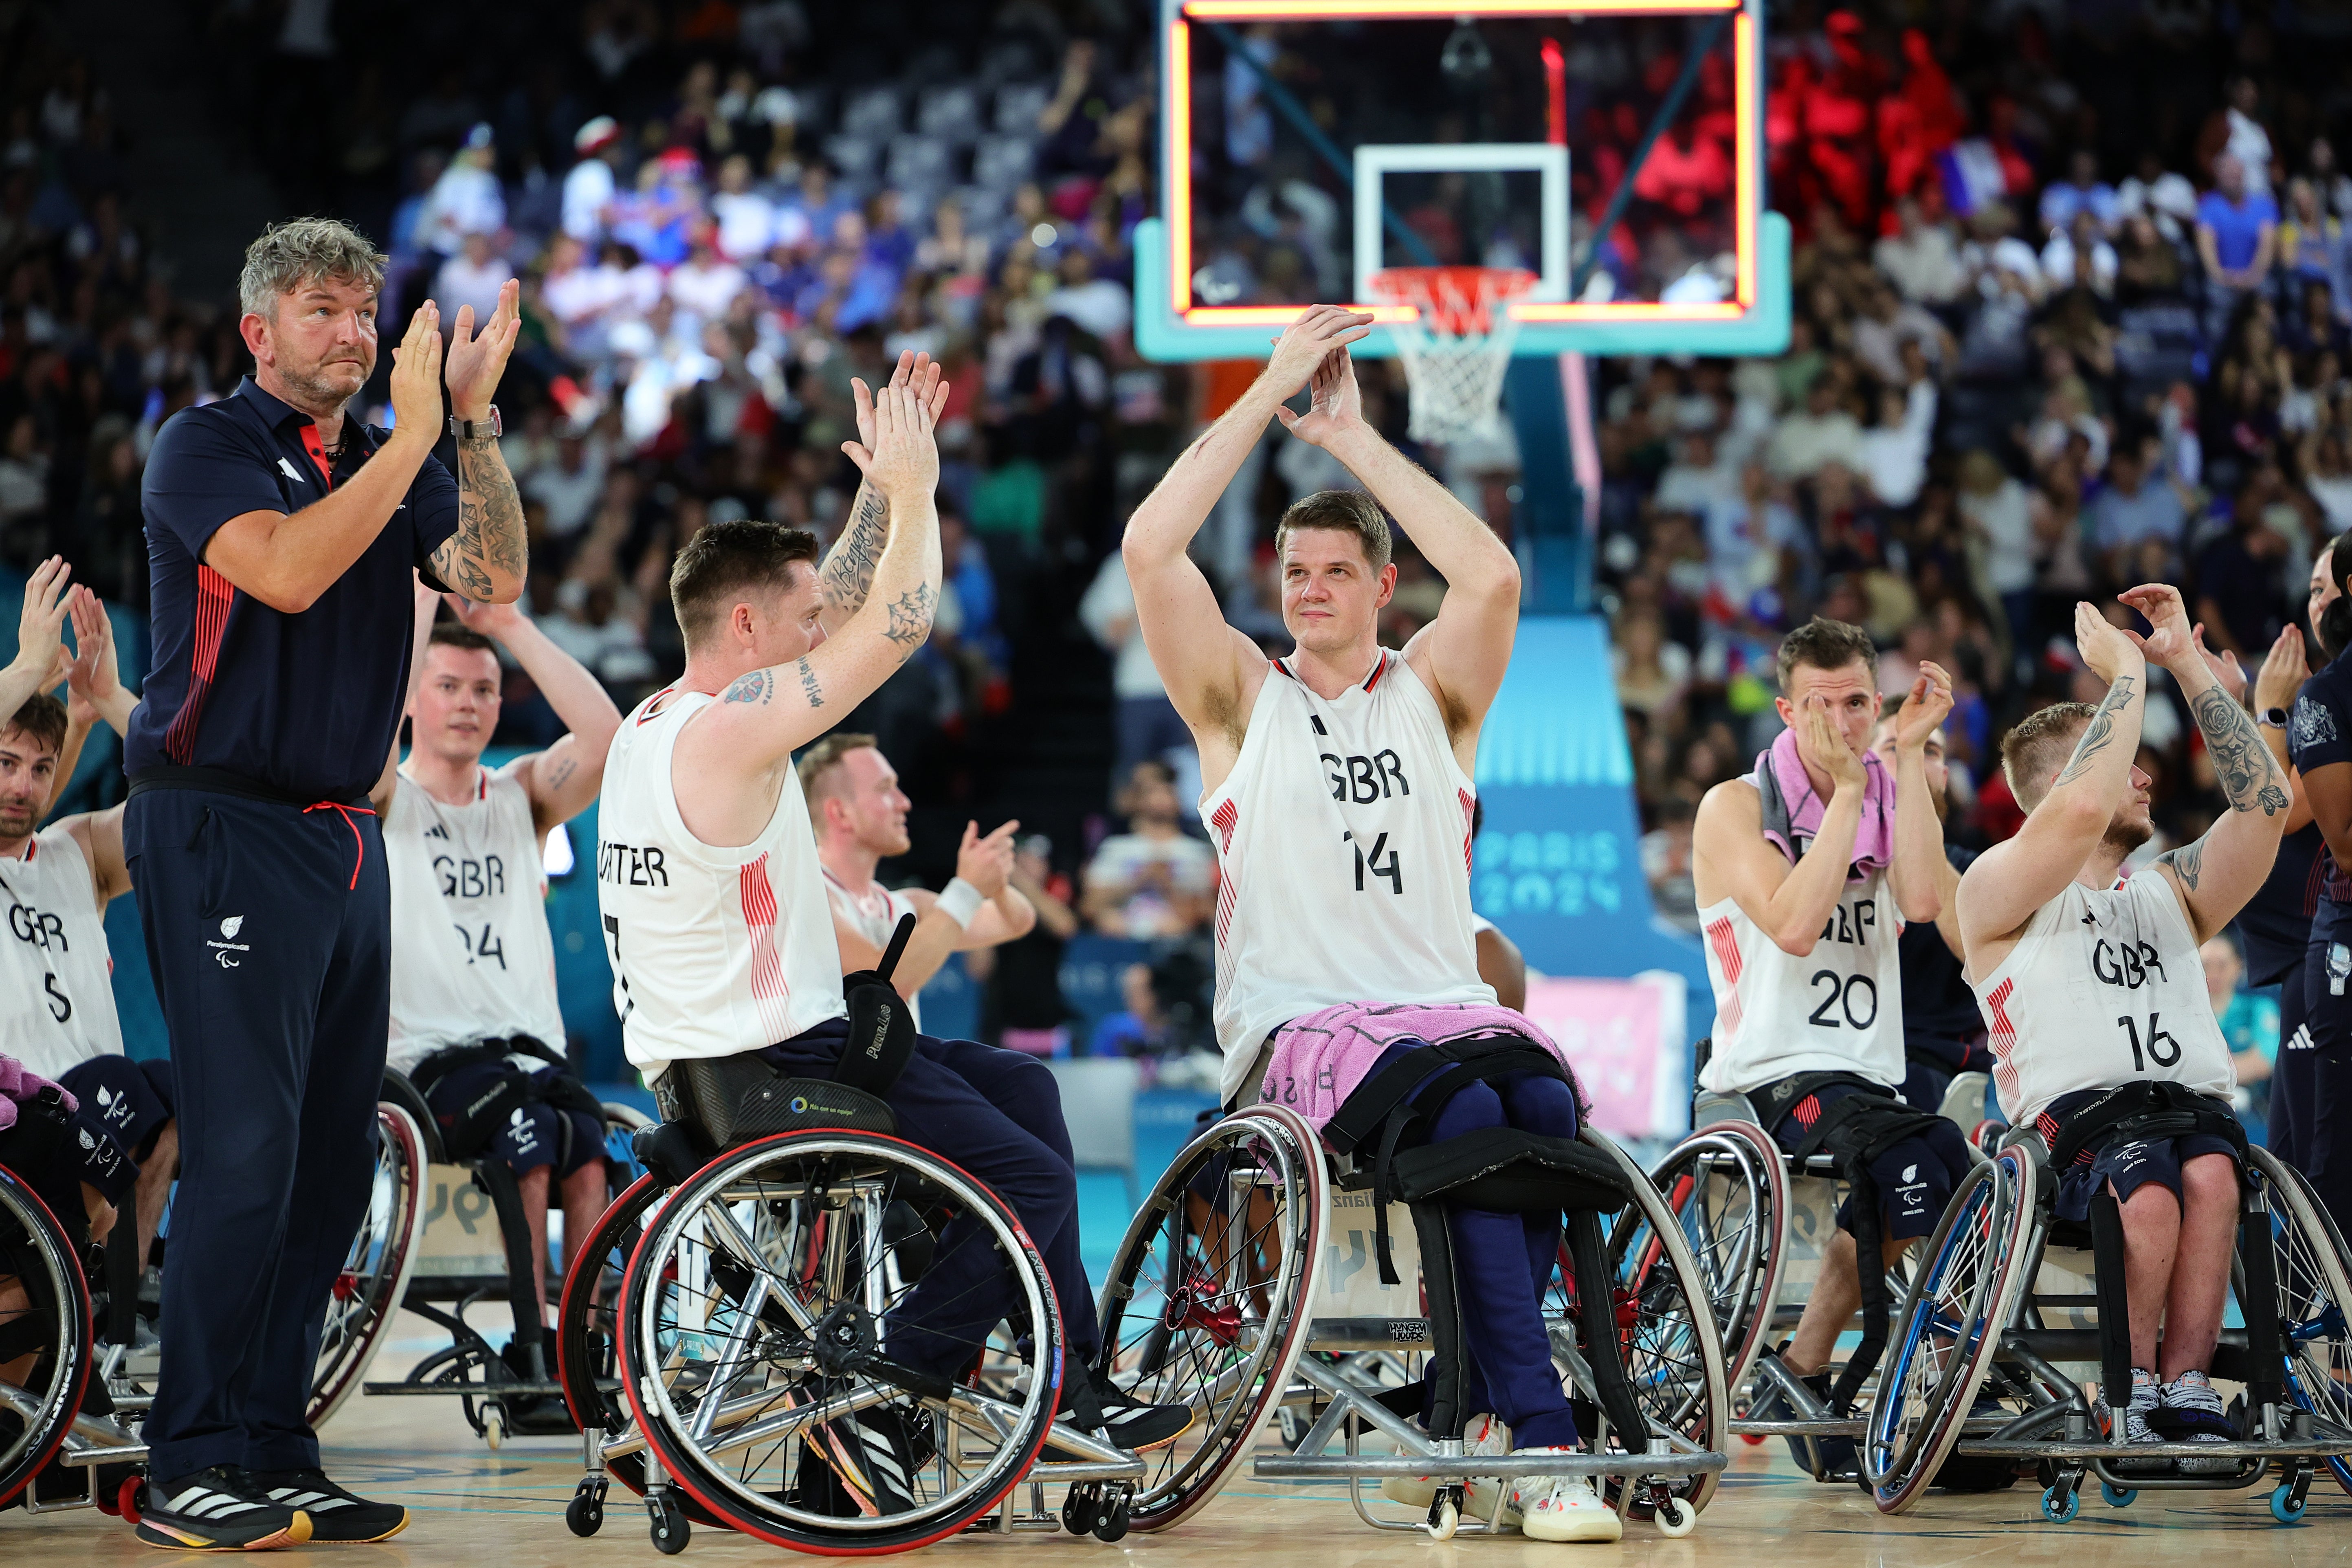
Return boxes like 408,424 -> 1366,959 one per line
306,1100 -> 429,1431
1092,1103 -> 1328,1533
1642,1120 -> 1789,1402
617,1130 -> 1061,1554
1865,1144 -> 2037,1514
1578,1128 -> 1732,1518
554,1172 -> 721,1530
0,1163 -> 92,1510
2247,1148 -> 2352,1497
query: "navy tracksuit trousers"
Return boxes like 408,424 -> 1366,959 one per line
756,1021 -> 1101,1376
126,787 -> 390,1483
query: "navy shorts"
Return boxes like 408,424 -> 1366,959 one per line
58,1055 -> 176,1165
1772,1083 -> 1974,1242
2040,1089 -> 2243,1224
425,1062 -> 604,1181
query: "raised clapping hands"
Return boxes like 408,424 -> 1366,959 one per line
840,380 -> 942,501
2255,624 -> 2312,715
1276,343 -> 1368,449
10,556 -> 73,690
65,586 -> 119,720
444,278 -> 523,421
851,351 -> 950,456
954,819 -> 1020,898
443,591 -> 524,638
2075,600 -> 2146,686
2188,622 -> 2249,704
1264,306 -> 1374,407
2116,583 -> 2196,670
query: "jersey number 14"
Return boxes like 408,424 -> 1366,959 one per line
1343,831 -> 1402,895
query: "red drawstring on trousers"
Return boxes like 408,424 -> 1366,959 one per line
304,800 -> 376,891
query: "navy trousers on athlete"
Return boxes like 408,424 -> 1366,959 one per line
754,1020 -> 1101,1377
2299,901 -> 2352,1238
126,788 -> 390,1483
1375,1047 -> 1584,1450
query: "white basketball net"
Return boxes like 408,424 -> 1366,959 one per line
1369,268 -> 1534,447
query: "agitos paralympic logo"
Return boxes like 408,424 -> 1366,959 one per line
206,914 -> 251,969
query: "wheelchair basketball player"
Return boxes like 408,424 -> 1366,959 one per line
1961,589 -> 2290,1463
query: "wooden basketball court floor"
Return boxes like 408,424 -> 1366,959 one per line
10,1314 -> 2352,1566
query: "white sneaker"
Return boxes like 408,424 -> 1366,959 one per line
1381,1412 -> 1508,1510
1510,1450 -> 1623,1543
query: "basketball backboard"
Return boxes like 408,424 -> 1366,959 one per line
1136,0 -> 1788,361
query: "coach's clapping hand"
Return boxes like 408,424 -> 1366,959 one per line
387,302 -> 444,446
2255,624 -> 2311,715
2075,600 -> 2145,686
840,382 -> 941,501
444,278 -> 523,421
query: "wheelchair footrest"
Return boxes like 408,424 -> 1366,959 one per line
1728,1417 -> 1866,1437
1955,1433 -> 2352,1460
1257,1451 -> 1726,1480
361,1379 -> 580,1396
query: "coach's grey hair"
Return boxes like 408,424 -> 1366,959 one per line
238,218 -> 388,321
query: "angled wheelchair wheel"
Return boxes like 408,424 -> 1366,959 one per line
1642,1120 -> 1789,1403
306,1100 -> 430,1431
617,1130 -> 1061,1554
1093,1103 -> 1328,1533
1578,1128 -> 1732,1518
2246,1148 -> 2352,1497
1866,1144 -> 2037,1514
0,1163 -> 93,1510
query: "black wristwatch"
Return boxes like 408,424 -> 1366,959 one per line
2260,706 -> 2291,730
448,406 -> 501,440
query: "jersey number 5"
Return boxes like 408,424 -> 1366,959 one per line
602,913 -> 635,1021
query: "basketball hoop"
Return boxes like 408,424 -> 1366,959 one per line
1368,266 -> 1535,447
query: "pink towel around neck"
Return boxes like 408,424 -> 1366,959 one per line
0,1053 -> 75,1134
1260,1001 -> 1570,1137
1751,725 -> 1896,879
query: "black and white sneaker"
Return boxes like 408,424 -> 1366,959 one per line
133,1467 -> 311,1551
244,1467 -> 409,1543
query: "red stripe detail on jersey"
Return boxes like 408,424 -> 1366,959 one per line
1703,917 -> 1743,1044
299,424 -> 335,489
1362,652 -> 1387,692
1209,798 -> 1238,853
1987,977 -> 2020,1108
163,565 -> 236,765
635,687 -> 677,724
1209,798 -> 1241,949
1457,788 -> 1475,877
738,853 -> 795,1042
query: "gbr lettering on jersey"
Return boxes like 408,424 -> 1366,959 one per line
0,829 -> 126,1079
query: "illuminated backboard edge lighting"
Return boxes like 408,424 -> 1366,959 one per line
1150,0 -> 1783,359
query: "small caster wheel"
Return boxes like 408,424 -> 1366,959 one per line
482,1405 -> 507,1450
648,1492 -> 690,1555
2271,1483 -> 2308,1525
1427,1484 -> 1464,1541
567,1478 -> 608,1537
117,1475 -> 148,1525
1655,1496 -> 1698,1537
2041,1484 -> 2080,1523
1062,1484 -> 1100,1536
2100,1482 -> 2136,1508
1093,1493 -> 1131,1543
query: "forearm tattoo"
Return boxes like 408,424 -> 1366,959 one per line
2156,838 -> 2204,891
882,584 -> 936,655
796,657 -> 823,708
2054,675 -> 2137,787
820,483 -> 889,618
2189,682 -> 2290,815
433,435 -> 528,598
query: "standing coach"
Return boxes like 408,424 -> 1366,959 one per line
123,218 -> 525,1550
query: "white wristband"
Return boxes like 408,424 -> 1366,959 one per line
936,878 -> 985,930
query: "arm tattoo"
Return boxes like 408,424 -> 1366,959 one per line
722,670 -> 772,705
882,584 -> 936,653
432,434 -> 528,596
545,756 -> 578,791
796,657 -> 823,708
2156,839 -> 2204,891
2053,675 -> 2137,787
819,484 -> 889,617
2189,682 -> 2290,816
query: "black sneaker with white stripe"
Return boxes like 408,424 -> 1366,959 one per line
133,1467 -> 311,1551
243,1467 -> 409,1543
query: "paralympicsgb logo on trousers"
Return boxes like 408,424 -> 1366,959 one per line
206,914 -> 251,969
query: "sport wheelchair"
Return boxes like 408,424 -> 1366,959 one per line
3,1090 -> 426,1519
1637,1048 -> 1994,1478
354,1064 -> 648,1446
1864,1084 -> 2352,1524
1090,1093 -> 1731,1541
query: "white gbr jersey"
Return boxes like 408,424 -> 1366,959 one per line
1202,650 -> 1493,1104
1969,871 -> 2235,1130
0,828 -> 124,1080
1698,816 -> 1904,1094
822,870 -> 923,1031
598,688 -> 847,1074
383,768 -> 565,1074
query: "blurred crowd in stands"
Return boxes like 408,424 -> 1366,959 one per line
5,0 -> 2345,1070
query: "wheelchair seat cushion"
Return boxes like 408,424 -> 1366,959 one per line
652,1054 -> 898,1150
2040,1085 -> 2243,1225
1387,1128 -> 1632,1216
